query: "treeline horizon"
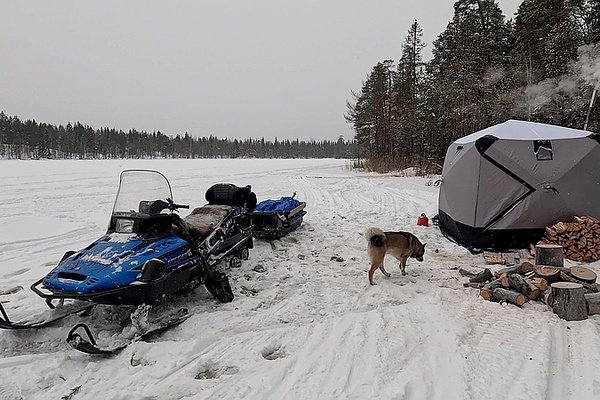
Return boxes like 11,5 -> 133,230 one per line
0,111 -> 356,160
347,0 -> 600,174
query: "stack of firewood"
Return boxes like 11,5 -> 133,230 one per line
461,262 -> 599,308
541,216 -> 600,262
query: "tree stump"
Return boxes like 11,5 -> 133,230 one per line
535,244 -> 564,267
551,282 -> 587,321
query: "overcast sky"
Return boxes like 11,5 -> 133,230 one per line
1,1 -> 521,142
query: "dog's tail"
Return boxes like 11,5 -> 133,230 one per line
365,227 -> 386,247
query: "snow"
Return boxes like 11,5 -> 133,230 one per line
1,158 -> 600,400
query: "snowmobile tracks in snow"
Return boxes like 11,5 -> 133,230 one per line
66,307 -> 190,356
462,306 -> 544,400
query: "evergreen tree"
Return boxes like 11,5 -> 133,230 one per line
345,61 -> 395,170
393,19 -> 427,168
427,0 -> 511,150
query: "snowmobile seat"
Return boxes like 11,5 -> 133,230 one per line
181,204 -> 236,241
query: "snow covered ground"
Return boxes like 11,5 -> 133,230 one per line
1,158 -> 600,400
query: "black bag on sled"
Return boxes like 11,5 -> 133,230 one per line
205,183 -> 257,210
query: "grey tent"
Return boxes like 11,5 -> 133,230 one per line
437,119 -> 600,250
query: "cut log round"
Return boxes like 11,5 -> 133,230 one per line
534,265 -> 561,283
551,282 -> 587,321
535,243 -> 564,267
559,271 -> 599,293
569,266 -> 597,284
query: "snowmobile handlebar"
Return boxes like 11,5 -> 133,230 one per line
167,198 -> 189,211
139,199 -> 189,215
165,198 -> 190,211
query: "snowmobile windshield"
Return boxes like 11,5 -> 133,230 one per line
112,170 -> 174,216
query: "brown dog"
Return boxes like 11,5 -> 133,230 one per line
365,227 -> 426,285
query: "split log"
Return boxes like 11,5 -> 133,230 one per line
530,244 -> 536,257
479,279 -> 504,301
541,216 -> 600,262
497,273 -> 510,288
569,266 -> 597,284
526,276 -> 548,291
492,287 -> 528,307
508,273 -> 540,300
469,268 -> 493,283
551,282 -> 587,321
540,288 -> 554,306
483,251 -> 506,265
559,271 -> 599,293
494,261 -> 534,278
584,292 -> 600,315
535,243 -> 564,267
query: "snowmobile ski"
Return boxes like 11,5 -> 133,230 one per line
66,307 -> 190,355
0,301 -> 94,330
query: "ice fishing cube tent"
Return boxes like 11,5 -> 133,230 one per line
437,120 -> 600,250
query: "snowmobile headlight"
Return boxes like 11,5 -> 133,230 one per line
116,218 -> 134,233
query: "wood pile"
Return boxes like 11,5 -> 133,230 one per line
541,216 -> 600,262
461,263 -> 598,310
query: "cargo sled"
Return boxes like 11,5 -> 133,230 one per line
253,193 -> 306,239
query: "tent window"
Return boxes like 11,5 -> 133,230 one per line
534,140 -> 553,161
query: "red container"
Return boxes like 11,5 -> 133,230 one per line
417,213 -> 429,226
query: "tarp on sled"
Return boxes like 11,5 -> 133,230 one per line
437,119 -> 600,250
253,196 -> 306,239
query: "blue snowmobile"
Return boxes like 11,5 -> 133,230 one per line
0,169 -> 256,338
